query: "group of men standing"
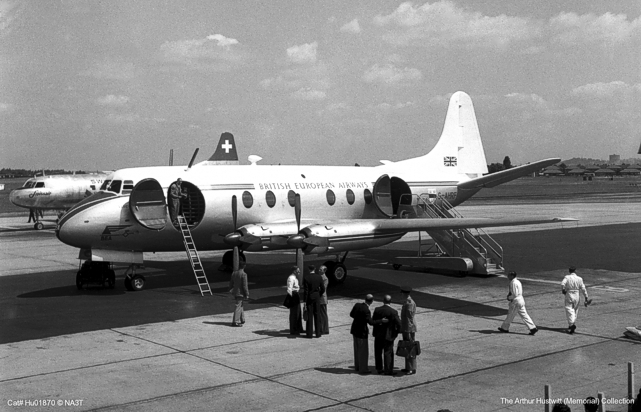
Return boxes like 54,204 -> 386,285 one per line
286,265 -> 329,338
349,286 -> 418,376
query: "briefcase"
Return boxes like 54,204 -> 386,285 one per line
396,340 -> 421,357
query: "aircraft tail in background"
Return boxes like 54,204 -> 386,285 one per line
205,132 -> 239,165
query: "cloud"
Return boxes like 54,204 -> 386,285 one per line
95,95 -> 130,107
571,81 -> 641,98
362,63 -> 422,84
0,102 -> 13,112
160,33 -> 244,71
206,34 -> 239,48
550,12 -> 641,47
287,42 -> 318,64
340,19 -> 361,34
504,93 -> 581,117
291,88 -> 326,101
373,1 -> 539,48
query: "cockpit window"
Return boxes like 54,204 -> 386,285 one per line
22,179 -> 36,188
35,182 -> 45,188
102,180 -> 122,194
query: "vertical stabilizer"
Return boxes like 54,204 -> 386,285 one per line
199,132 -> 240,165
389,92 -> 488,179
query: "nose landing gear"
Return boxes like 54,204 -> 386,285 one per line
123,264 -> 146,291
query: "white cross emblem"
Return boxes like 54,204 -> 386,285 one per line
221,140 -> 233,153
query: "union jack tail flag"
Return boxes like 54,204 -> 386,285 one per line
444,156 -> 457,167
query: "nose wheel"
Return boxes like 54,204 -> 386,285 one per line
124,264 -> 146,291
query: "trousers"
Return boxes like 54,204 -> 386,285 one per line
353,337 -> 369,373
564,291 -> 580,326
501,297 -> 536,331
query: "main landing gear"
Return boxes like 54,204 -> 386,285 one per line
323,252 -> 349,286
123,264 -> 146,291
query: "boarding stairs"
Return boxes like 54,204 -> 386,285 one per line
395,194 -> 504,275
177,215 -> 212,296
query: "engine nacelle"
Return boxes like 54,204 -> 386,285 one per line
299,221 -> 404,254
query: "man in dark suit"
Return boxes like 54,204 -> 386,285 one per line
303,265 -> 325,338
350,294 -> 388,375
372,295 -> 401,375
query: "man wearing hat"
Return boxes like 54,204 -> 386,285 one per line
400,285 -> 417,375
349,294 -> 388,375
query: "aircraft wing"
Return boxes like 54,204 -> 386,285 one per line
458,158 -> 560,189
360,216 -> 576,233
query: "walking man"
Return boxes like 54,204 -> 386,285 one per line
229,262 -> 249,327
303,265 -> 325,338
372,295 -> 401,375
319,265 -> 329,335
561,266 -> 591,334
168,178 -> 187,224
498,271 -> 538,335
400,285 -> 417,375
349,294 -> 387,375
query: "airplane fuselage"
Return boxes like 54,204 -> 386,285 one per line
10,173 -> 111,211
56,164 -> 467,255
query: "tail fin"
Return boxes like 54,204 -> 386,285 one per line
390,92 -> 488,178
206,132 -> 239,165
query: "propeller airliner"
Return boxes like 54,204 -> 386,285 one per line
56,92 -> 574,291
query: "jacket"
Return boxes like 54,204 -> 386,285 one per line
372,304 -> 401,341
401,296 -> 417,333
229,269 -> 249,298
303,272 -> 325,304
350,302 -> 379,339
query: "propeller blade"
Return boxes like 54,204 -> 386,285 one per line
233,246 -> 239,272
232,195 -> 238,230
295,193 -> 301,232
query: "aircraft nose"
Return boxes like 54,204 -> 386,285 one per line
56,191 -> 119,248
9,188 -> 29,208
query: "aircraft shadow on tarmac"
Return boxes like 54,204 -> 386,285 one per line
15,258 -> 507,318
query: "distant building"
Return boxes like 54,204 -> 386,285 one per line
609,154 -> 621,164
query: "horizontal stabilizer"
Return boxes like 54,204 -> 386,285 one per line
458,158 -> 560,189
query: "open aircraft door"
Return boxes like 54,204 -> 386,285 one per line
129,179 -> 167,230
373,175 -> 411,217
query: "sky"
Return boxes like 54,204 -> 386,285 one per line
0,0 -> 640,171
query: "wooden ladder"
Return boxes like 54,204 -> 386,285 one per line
177,215 -> 212,296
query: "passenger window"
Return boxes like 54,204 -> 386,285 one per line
265,190 -> 276,208
122,180 -> 134,195
242,191 -> 253,208
346,189 -> 355,205
364,189 -> 373,204
287,190 -> 296,207
35,182 -> 45,188
326,189 -> 335,206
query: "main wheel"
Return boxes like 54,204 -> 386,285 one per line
130,274 -> 145,291
34,222 -> 44,230
327,262 -> 347,285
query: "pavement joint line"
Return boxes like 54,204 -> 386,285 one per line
309,338 -> 628,410
78,331 -> 354,412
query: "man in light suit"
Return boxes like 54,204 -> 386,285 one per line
350,294 -> 387,375
561,266 -> 591,334
372,295 -> 401,375
229,262 -> 249,327
303,265 -> 325,338
319,265 -> 329,334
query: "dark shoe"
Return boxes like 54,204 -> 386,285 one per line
568,325 -> 576,334
401,369 -> 410,372
498,327 -> 509,333
377,370 -> 384,374
231,323 -> 240,327
359,371 -> 372,375
529,328 -> 538,336
406,370 -> 416,375
384,372 -> 397,376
